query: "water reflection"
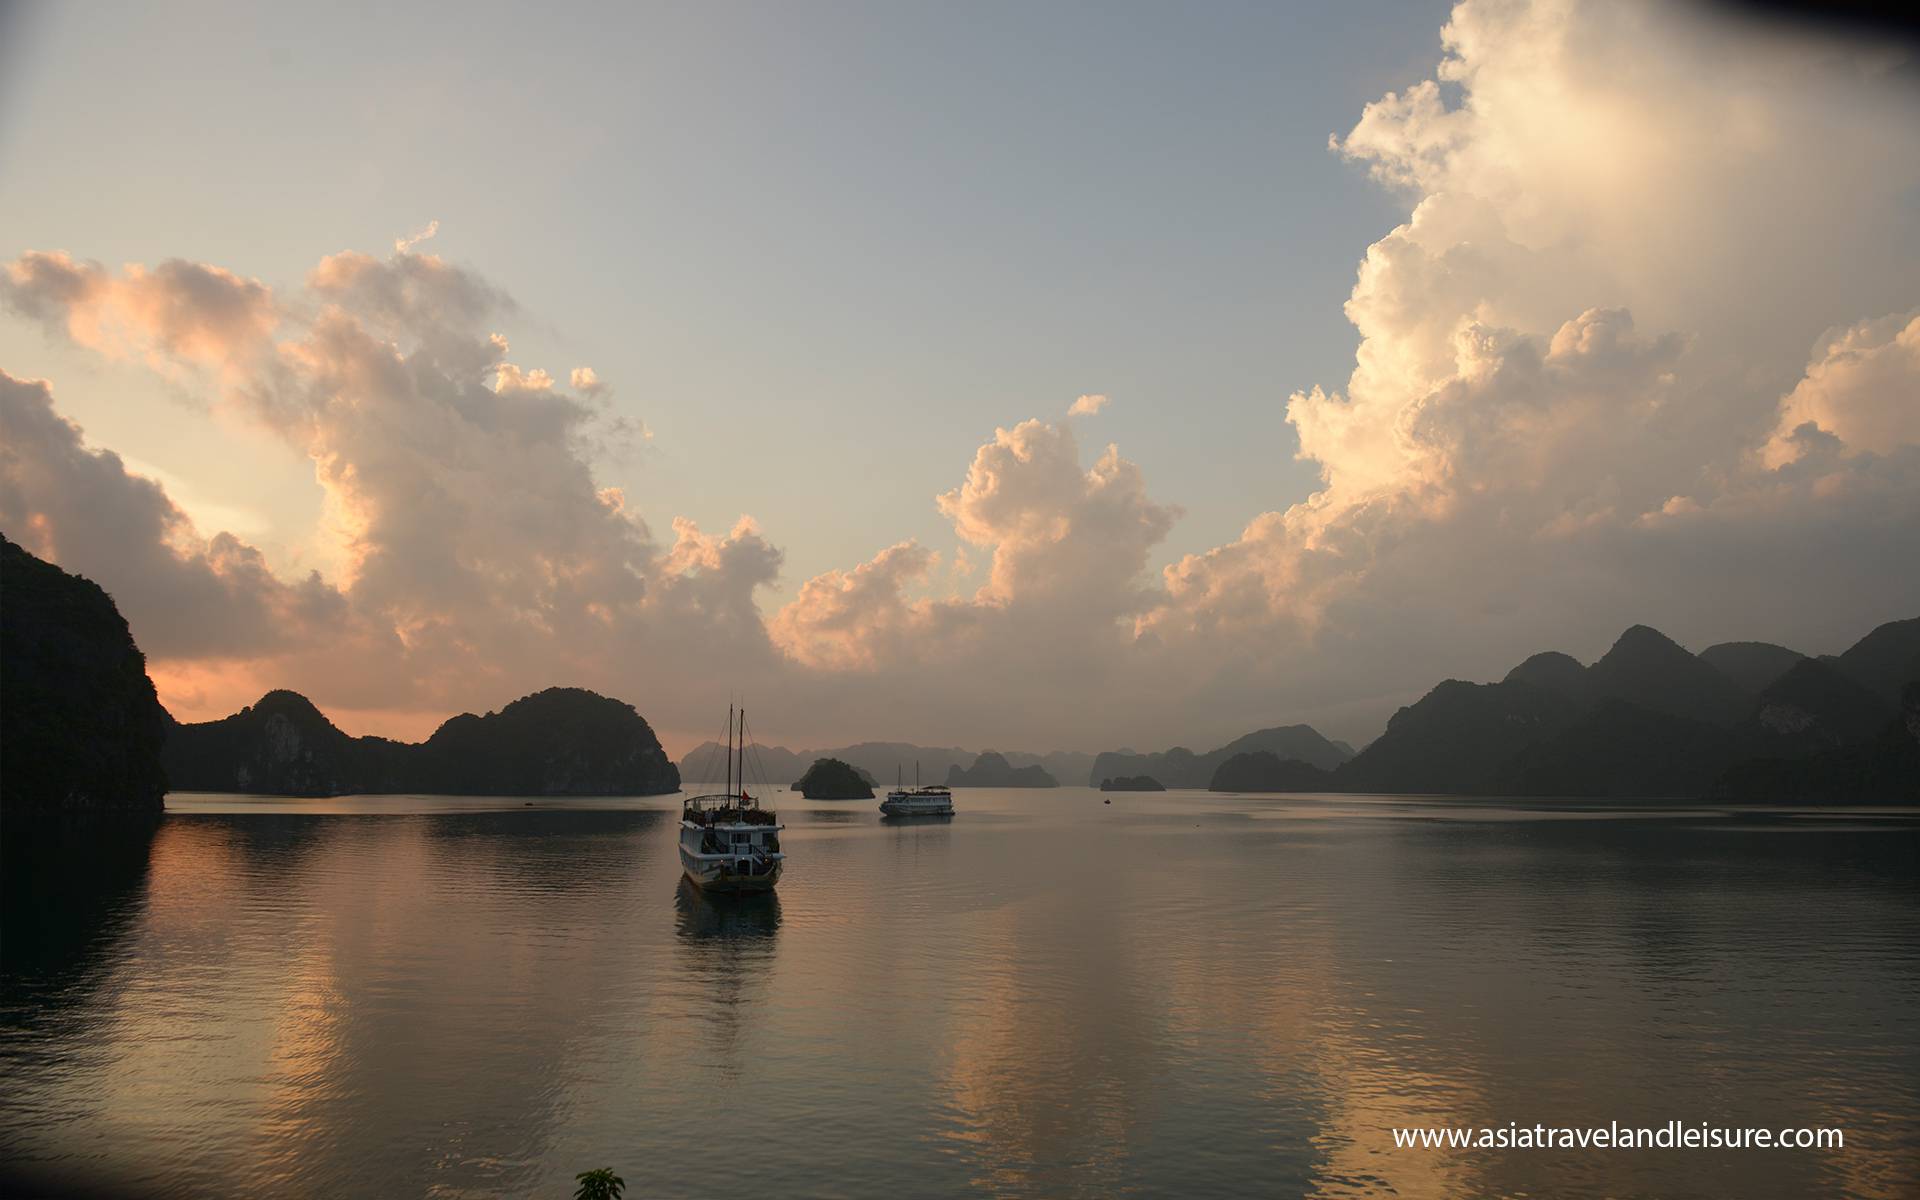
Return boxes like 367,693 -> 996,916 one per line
672,879 -> 781,1078
0,793 -> 1915,1198
673,877 -> 783,942
0,814 -> 159,1008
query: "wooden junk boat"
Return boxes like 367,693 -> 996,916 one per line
679,705 -> 785,893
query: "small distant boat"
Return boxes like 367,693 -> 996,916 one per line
680,705 -> 784,892
880,761 -> 955,818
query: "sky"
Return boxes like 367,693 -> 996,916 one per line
3,0 -> 1918,757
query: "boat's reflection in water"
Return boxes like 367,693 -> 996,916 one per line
672,877 -> 782,1080
672,876 -> 782,942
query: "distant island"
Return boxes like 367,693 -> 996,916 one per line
947,752 -> 1057,787
166,687 -> 681,797
793,757 -> 876,799
1,535 -> 168,815
1099,776 -> 1165,792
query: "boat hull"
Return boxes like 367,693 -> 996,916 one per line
879,801 -> 954,818
679,843 -> 783,893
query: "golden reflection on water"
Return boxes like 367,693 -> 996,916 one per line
2,793 -> 1916,1198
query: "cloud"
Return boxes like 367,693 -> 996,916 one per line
774,0 -> 1920,742
1137,0 -> 1920,667
3,251 -> 278,383
5,0 -> 1918,751
1764,310 -> 1920,466
937,420 -> 1177,609
769,540 -> 943,670
394,219 -> 440,255
773,420 -> 1176,670
0,369 -> 354,660
3,244 -> 776,731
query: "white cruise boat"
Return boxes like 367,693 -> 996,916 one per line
679,706 -> 784,893
880,762 -> 955,817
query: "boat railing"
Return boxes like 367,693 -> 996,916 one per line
683,793 -> 778,826
684,792 -> 751,810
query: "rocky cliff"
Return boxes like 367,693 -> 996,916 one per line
1,534 -> 168,813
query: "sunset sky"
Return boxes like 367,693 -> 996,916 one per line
3,0 -> 1917,756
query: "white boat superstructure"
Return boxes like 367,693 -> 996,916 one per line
880,762 -> 955,817
880,786 -> 954,816
680,706 -> 785,893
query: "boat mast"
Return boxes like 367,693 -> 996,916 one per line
738,708 -> 747,801
726,703 -> 734,800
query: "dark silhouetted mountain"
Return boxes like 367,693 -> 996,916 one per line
1,534 -> 168,814
1335,679 -> 1580,794
1585,625 -> 1748,726
1209,752 -> 1335,793
1486,700 -> 1746,797
1718,683 -> 1920,803
1332,619 -> 1916,799
1698,641 -> 1806,696
163,690 -> 411,796
1098,775 -> 1165,791
793,757 -> 874,799
1828,617 -> 1920,705
1502,650 -> 1590,702
1090,724 -> 1350,788
947,752 -> 1057,787
414,688 -> 679,795
1745,658 -> 1894,753
166,687 -> 679,796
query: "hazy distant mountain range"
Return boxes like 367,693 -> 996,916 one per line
3,535 -> 1913,810
947,752 -> 1057,787
679,740 -> 1091,790
682,725 -> 1353,788
1090,725 -> 1353,788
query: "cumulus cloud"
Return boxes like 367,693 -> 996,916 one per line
1764,311 -> 1920,466
3,251 -> 278,384
0,369 -> 353,660
1138,0 -> 1920,683
776,0 -> 1920,742
5,0 -> 1918,751
769,540 -> 944,671
773,420 -> 1176,673
2,244 -> 776,730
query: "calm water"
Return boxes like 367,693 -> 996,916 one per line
2,789 -> 1917,1199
